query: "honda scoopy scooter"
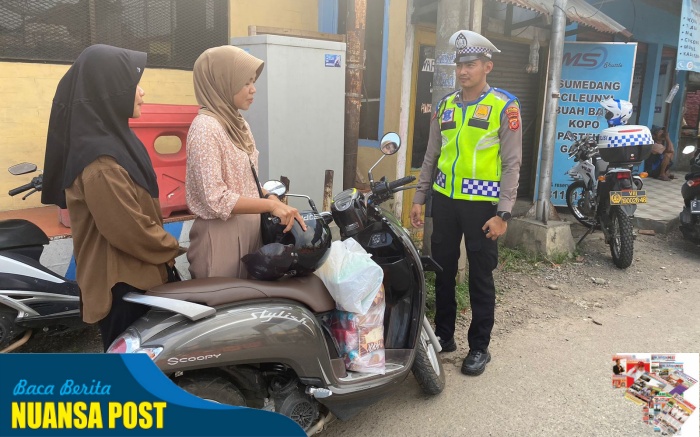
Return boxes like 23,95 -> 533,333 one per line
109,133 -> 445,433
0,163 -> 83,350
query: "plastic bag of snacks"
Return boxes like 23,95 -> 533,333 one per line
328,285 -> 385,374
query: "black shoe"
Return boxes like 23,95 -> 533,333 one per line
437,336 -> 457,353
461,349 -> 491,376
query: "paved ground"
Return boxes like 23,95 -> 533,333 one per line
635,176 -> 687,233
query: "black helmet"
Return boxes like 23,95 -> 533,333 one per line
242,243 -> 298,281
276,212 -> 332,276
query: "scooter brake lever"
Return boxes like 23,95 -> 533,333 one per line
22,189 -> 37,200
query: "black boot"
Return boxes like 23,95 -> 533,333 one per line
437,336 -> 457,353
461,349 -> 491,375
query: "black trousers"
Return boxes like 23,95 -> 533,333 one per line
431,191 -> 498,351
98,282 -> 149,352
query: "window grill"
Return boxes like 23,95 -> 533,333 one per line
0,0 -> 228,69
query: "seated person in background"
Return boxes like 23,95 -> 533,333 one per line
644,125 -> 675,181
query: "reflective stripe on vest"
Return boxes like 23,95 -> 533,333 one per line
432,89 -> 513,202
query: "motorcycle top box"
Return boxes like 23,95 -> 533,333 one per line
597,125 -> 654,164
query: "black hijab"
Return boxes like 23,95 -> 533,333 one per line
41,44 -> 159,208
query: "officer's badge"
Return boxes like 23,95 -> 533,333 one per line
455,33 -> 468,50
473,104 -> 492,120
442,109 -> 454,123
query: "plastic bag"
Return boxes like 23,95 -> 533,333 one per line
328,285 -> 385,374
313,238 -> 383,315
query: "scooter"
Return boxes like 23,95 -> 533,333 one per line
679,144 -> 700,243
565,126 -> 652,269
108,133 -> 446,434
0,163 -> 83,350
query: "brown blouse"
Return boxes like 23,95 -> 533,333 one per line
66,156 -> 180,323
185,114 -> 260,220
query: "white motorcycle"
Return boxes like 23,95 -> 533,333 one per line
565,135 -> 644,229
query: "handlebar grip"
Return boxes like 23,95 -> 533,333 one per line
388,175 -> 416,191
9,182 -> 35,196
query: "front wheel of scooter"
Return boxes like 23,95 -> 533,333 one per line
412,326 -> 445,395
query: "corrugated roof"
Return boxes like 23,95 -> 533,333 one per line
497,0 -> 632,38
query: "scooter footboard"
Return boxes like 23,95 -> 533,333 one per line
135,301 -> 337,384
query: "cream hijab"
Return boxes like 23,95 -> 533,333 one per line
193,45 -> 264,155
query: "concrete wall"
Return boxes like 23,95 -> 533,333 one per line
229,0 -> 318,37
0,63 -> 195,211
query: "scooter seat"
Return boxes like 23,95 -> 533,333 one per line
147,275 -> 335,313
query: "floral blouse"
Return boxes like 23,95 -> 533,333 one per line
185,114 -> 260,220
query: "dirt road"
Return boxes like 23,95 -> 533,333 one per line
321,223 -> 700,437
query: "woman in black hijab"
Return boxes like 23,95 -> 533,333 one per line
42,44 -> 180,351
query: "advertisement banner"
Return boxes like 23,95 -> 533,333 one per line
549,42 -> 637,206
678,0 -> 700,72
0,354 -> 304,437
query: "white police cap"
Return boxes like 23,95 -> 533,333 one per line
449,30 -> 500,63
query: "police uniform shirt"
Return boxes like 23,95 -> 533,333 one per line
413,84 -> 522,213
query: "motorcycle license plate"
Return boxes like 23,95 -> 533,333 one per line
609,190 -> 647,205
691,200 -> 700,214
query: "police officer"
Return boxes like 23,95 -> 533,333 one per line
410,30 -> 522,376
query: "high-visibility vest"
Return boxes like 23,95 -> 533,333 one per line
433,88 -> 518,202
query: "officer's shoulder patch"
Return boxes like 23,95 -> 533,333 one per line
505,106 -> 520,131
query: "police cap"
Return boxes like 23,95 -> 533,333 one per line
450,30 -> 500,64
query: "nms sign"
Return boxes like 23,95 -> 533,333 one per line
562,47 -> 609,69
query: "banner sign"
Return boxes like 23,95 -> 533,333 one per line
549,42 -> 637,206
0,354 -> 304,437
678,0 -> 700,72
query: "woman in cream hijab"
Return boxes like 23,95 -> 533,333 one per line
185,45 -> 304,279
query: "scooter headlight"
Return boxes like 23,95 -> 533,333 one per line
106,328 -> 162,360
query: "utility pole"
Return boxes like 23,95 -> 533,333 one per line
535,0 -> 567,222
422,0 -> 469,255
343,0 -> 367,190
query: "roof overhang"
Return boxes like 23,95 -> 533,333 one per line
495,0 -> 633,39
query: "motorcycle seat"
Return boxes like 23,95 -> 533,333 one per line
147,275 -> 335,313
0,219 -> 50,251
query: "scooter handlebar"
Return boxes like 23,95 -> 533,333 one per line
388,175 -> 416,191
9,182 -> 35,197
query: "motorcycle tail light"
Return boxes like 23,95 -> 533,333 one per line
107,329 -> 140,353
106,328 -> 161,360
616,171 -> 631,180
688,178 -> 700,187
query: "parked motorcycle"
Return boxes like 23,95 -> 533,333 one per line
108,133 -> 445,433
0,163 -> 83,350
565,126 -> 653,269
679,144 -> 700,243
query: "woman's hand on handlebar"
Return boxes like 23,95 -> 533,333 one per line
270,202 -> 307,233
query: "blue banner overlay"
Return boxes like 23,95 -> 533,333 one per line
0,354 -> 304,436
678,0 -> 700,72
550,42 -> 637,206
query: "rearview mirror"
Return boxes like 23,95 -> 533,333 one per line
682,145 -> 697,155
8,163 -> 37,175
380,132 -> 401,155
262,180 -> 287,198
